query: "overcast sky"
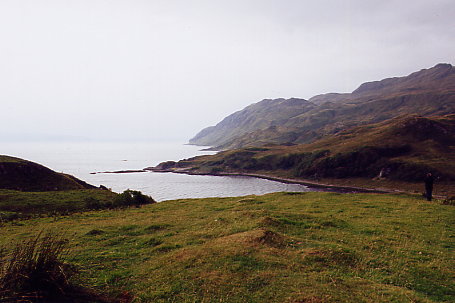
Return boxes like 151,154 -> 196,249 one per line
0,0 -> 454,142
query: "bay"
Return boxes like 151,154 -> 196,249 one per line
2,141 -> 314,201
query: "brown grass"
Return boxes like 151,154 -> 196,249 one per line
0,232 -> 121,303
0,231 -> 74,301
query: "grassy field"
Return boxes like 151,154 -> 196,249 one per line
1,192 -> 454,302
0,189 -> 118,220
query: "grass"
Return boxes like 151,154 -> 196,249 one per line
0,232 -> 79,302
0,231 -> 119,302
0,189 -> 117,219
0,189 -> 155,222
0,191 -> 454,302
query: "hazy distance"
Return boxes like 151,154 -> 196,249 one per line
1,0 -> 454,142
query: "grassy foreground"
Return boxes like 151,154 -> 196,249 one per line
0,189 -> 117,218
1,192 -> 454,302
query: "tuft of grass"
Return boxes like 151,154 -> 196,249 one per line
142,238 -> 163,247
86,229 -> 105,236
0,231 -> 75,301
0,232 -> 123,303
144,224 -> 171,233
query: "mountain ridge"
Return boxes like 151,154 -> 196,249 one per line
190,63 -> 455,150
189,97 -> 315,147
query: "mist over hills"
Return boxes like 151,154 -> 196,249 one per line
190,63 -> 455,150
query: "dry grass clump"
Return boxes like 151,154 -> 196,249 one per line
254,230 -> 287,248
0,232 -> 128,303
0,232 -> 76,302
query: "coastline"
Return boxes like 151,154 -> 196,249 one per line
91,166 -> 453,198
212,172 -> 389,193
149,168 -> 391,194
173,144 -> 394,193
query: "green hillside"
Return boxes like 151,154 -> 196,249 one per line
190,63 -> 455,150
156,114 -> 455,196
1,192 -> 454,302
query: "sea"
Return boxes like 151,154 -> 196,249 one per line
2,141 -> 320,201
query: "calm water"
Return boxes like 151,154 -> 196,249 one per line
2,141 -> 315,201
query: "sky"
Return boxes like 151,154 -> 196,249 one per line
0,0 -> 454,142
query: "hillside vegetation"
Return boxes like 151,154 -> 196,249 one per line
0,156 -> 156,222
1,192 -> 454,302
190,63 -> 455,150
156,114 -> 455,195
0,155 -> 95,191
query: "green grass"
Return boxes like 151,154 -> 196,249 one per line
0,189 -> 117,219
1,192 -> 454,302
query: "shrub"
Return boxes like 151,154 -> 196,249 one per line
385,162 -> 443,182
217,151 -> 257,170
114,190 -> 156,208
84,197 -> 104,210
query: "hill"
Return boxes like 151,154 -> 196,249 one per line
1,192 -> 453,302
190,63 -> 455,150
0,155 -> 96,192
156,114 -> 455,195
190,98 -> 315,147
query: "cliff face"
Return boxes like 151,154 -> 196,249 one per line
189,63 -> 455,150
0,155 -> 95,191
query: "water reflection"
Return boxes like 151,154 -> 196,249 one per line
86,172 -> 314,201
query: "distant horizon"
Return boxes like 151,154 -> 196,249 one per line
4,61 -> 453,143
1,1 -> 454,142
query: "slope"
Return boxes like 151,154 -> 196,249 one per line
189,98 -> 315,147
157,114 -> 455,195
190,63 -> 455,150
0,155 -> 95,191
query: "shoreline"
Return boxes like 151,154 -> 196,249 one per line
150,168 -> 392,194
213,172 -> 389,193
90,169 -> 147,175
92,167 -> 452,198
